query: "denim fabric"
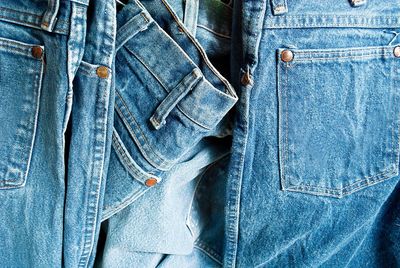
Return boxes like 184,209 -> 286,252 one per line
224,0 -> 400,267
0,1 -> 69,266
0,0 -> 116,267
63,0 -> 116,266
95,0 -> 236,267
1,0 -> 400,267
95,0 -> 400,267
100,0 -> 236,219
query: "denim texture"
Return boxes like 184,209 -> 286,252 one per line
98,0 -> 400,267
0,1 -> 69,266
96,1 -> 235,267
0,0 -> 116,267
1,0 -> 400,267
100,0 -> 237,221
225,0 -> 400,267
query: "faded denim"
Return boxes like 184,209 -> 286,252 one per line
0,0 -> 116,267
96,0 -> 400,267
95,0 -> 236,267
1,0 -> 400,267
226,0 -> 400,267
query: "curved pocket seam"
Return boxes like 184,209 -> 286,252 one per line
112,128 -> 161,184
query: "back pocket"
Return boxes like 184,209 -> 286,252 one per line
277,45 -> 400,198
0,37 -> 44,189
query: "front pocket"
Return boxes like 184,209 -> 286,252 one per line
277,45 -> 400,198
0,37 -> 44,189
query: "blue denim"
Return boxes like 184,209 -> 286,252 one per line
1,0 -> 400,267
0,0 -> 116,267
96,0 -> 400,267
224,0 -> 400,267
95,0 -> 236,267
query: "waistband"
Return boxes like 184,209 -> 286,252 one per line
265,0 -> 400,28
115,0 -> 237,131
0,0 -> 91,35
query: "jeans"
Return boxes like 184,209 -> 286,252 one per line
96,0 -> 236,266
227,0 -> 400,267
0,0 -> 116,267
96,0 -> 400,267
1,0 -> 400,267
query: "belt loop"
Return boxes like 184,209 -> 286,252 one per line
41,0 -> 60,31
149,69 -> 202,130
271,0 -> 288,15
349,0 -> 367,7
183,0 -> 199,36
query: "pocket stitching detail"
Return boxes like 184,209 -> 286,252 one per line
279,48 -> 399,197
0,48 -> 43,188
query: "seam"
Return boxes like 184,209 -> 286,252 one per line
279,55 -> 399,197
287,166 -> 396,192
196,24 -> 231,39
194,239 -> 223,265
0,8 -> 69,34
286,169 -> 397,198
111,130 -> 160,183
122,46 -> 213,130
294,46 -> 392,54
293,53 -> 392,62
1,54 -> 43,185
112,134 -> 147,182
276,63 -> 285,191
115,91 -> 173,169
160,0 -> 235,97
78,78 -> 108,267
21,53 -> 43,187
101,186 -> 148,221
264,15 -> 400,29
0,6 -> 69,24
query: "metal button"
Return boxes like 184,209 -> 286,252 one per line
31,46 -> 43,59
96,66 -> 109,78
145,178 -> 158,187
394,46 -> 400,58
281,50 -> 294,62
241,71 -> 253,86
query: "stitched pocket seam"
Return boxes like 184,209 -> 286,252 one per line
278,46 -> 400,198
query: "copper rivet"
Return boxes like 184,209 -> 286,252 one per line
145,178 -> 158,187
241,72 -> 253,86
96,66 -> 109,78
394,46 -> 400,58
281,50 -> 294,62
31,46 -> 43,59
177,26 -> 184,32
